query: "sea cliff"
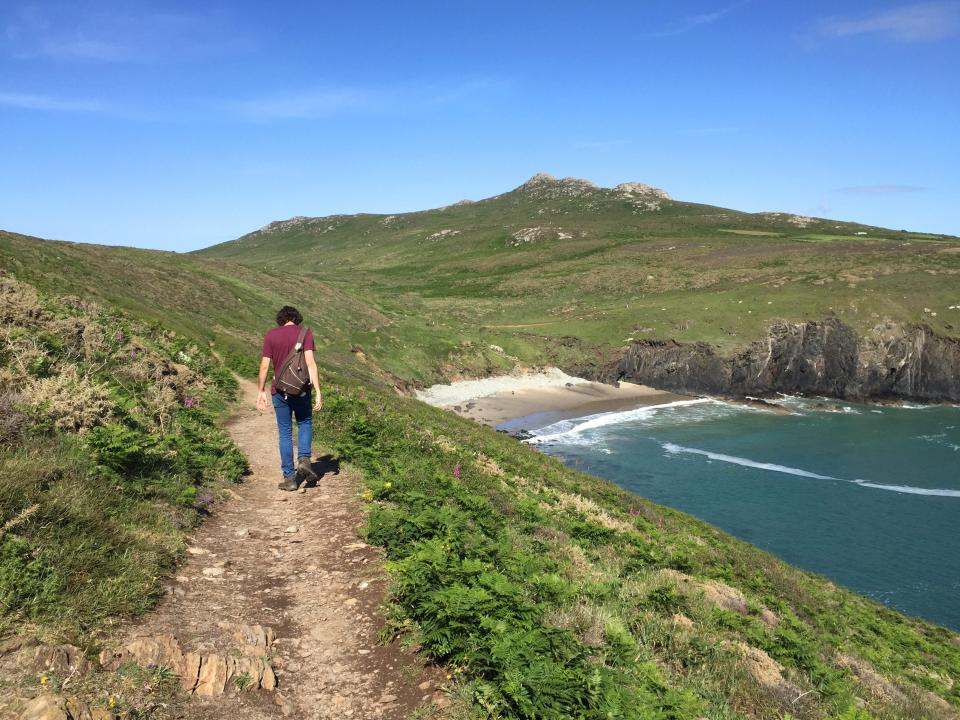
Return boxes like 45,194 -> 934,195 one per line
596,319 -> 960,403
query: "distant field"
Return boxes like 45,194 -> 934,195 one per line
717,229 -> 784,237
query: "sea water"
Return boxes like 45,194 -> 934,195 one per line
522,397 -> 960,630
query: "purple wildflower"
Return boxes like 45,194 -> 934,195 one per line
197,490 -> 215,508
184,397 -> 196,409
453,463 -> 461,480
129,349 -> 137,358
116,331 -> 125,343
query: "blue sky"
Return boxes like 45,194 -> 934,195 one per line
1,1 -> 958,250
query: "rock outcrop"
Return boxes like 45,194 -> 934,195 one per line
515,172 -> 599,199
98,627 -> 277,697
601,319 -> 960,402
512,173 -> 672,207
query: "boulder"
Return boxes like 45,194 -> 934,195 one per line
194,654 -> 229,697
32,646 -> 90,677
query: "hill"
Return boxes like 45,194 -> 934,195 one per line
2,177 -> 960,719
197,172 -> 960,398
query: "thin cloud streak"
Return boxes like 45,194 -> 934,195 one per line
228,89 -> 376,122
678,126 -> 741,135
227,78 -> 509,122
639,2 -> 746,38
572,140 -> 632,151
820,2 -> 960,42
0,92 -> 105,112
839,185 -> 928,194
3,4 -> 251,62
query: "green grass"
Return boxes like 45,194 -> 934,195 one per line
718,229 -> 785,237
191,179 -> 960,380
315,378 -> 960,719
6,177 -> 960,386
2,176 -> 959,718
0,278 -> 246,637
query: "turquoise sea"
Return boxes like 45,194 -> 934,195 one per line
521,397 -> 960,630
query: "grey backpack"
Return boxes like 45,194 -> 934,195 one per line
274,326 -> 311,397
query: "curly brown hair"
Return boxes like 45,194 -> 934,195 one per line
276,306 -> 303,326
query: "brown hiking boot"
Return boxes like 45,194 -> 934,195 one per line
296,456 -> 318,483
278,473 -> 299,491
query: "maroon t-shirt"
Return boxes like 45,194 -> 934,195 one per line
262,324 -> 315,394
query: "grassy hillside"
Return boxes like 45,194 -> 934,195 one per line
197,173 -> 960,383
0,275 -> 246,636
3,267 -> 958,719
317,380 -> 960,720
0,229 -> 419,385
2,177 -> 960,718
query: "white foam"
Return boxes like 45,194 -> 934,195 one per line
662,442 -> 960,498
851,481 -> 960,497
661,443 -> 836,480
527,398 -> 716,444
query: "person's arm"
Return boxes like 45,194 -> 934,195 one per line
257,356 -> 271,412
305,350 -> 323,411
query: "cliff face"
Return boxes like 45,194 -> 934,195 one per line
601,319 -> 960,402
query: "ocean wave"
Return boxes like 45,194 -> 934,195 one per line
851,480 -> 960,497
915,433 -> 960,452
661,443 -> 836,480
526,398 -> 718,444
662,443 -> 960,498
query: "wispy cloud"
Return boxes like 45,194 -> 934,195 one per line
228,89 -> 378,122
677,126 -> 740,136
820,2 -> 960,42
572,140 -> 632,151
839,185 -> 927,194
640,3 -> 746,38
3,3 -> 250,62
227,78 -> 509,122
0,91 -> 105,113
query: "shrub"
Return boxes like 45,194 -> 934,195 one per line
26,366 -> 113,432
0,391 -> 27,447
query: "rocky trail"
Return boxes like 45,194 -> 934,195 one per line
7,380 -> 443,720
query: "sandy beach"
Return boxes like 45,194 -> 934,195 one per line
416,369 -> 693,431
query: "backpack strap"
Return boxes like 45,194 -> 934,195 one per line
274,326 -> 309,390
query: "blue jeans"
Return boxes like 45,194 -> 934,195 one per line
272,391 -> 312,477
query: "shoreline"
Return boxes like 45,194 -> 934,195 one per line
414,370 -> 959,437
415,370 -> 694,431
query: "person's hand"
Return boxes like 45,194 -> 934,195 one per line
257,390 -> 268,413
313,393 -> 323,412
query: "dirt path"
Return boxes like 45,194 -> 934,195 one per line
115,379 -> 440,719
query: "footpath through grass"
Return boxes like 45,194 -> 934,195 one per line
317,380 -> 960,720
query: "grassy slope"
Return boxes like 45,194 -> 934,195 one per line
3,178 -> 960,718
317,382 -> 960,719
0,229 -> 422,384
196,178 -> 960,384
0,278 -> 246,637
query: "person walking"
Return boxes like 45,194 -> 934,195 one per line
257,306 -> 323,490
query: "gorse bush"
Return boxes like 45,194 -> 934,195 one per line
0,276 -> 246,633
317,384 -> 960,720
